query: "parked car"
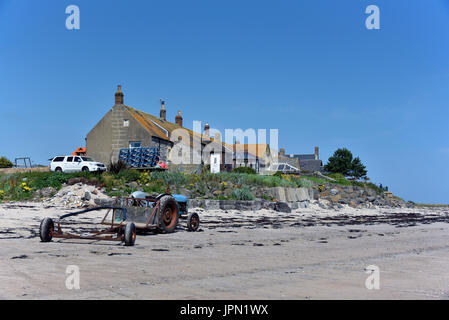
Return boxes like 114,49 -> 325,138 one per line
50,156 -> 106,173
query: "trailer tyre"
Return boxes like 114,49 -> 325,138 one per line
39,218 -> 54,242
158,195 -> 179,233
124,222 -> 136,246
187,212 -> 200,232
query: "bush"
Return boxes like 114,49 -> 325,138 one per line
231,186 -> 255,200
0,157 -> 13,168
232,166 -> 257,174
116,169 -> 140,182
298,179 -> 313,188
108,160 -> 128,174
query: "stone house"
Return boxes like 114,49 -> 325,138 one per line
226,143 -> 274,173
278,147 -> 323,173
86,86 -> 232,171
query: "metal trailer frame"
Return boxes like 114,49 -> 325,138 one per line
51,206 -> 130,243
41,192 -> 199,245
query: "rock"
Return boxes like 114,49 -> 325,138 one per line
261,201 -> 276,210
82,191 -> 91,201
94,198 -> 115,206
274,202 -> 291,213
367,196 -> 376,202
330,188 -> 339,196
329,194 -> 341,203
297,201 -> 310,209
36,187 -> 56,198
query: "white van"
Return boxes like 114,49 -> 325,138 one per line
50,156 -> 106,173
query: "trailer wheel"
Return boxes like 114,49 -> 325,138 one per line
187,212 -> 200,232
39,218 -> 54,242
158,195 -> 179,233
124,222 -> 136,246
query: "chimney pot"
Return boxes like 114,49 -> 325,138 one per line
175,110 -> 183,127
204,123 -> 210,140
160,99 -> 166,120
280,148 -> 286,156
115,85 -> 124,105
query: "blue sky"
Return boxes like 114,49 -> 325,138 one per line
1,0 -> 448,204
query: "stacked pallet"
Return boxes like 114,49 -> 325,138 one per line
118,147 -> 160,168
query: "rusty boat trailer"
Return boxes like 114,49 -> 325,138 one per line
39,193 -> 199,246
53,206 -> 130,242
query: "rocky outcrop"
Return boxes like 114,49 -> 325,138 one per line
315,184 -> 413,208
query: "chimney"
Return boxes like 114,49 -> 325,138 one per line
160,99 -> 166,121
279,148 -> 286,157
175,111 -> 183,127
204,123 -> 210,140
115,85 -> 124,105
314,146 -> 319,160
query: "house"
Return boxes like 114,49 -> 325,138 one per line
225,143 -> 273,173
86,86 -> 232,171
278,147 -> 323,173
274,148 -> 301,173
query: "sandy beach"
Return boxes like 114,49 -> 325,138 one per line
1,201 -> 449,299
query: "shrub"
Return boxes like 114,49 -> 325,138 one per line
231,186 -> 255,200
273,171 -> 283,177
116,169 -> 140,182
0,157 -> 13,168
108,160 -> 128,174
232,166 -> 257,174
298,179 -> 313,188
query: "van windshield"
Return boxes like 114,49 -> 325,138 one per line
81,157 -> 94,162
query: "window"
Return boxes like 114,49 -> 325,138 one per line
129,141 -> 141,148
53,157 -> 64,162
74,157 -> 81,162
123,120 -> 129,127
67,157 -> 73,162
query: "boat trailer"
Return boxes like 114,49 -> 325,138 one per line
39,193 -> 200,246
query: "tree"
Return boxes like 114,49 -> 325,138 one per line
0,157 -> 13,168
324,148 -> 353,176
348,157 -> 367,180
324,148 -> 367,180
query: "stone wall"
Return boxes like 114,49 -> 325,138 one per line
0,167 -> 50,174
188,199 -> 309,213
187,184 -> 411,212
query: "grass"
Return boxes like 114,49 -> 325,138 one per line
0,169 -> 386,202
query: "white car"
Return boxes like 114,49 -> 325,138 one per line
50,156 -> 106,173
